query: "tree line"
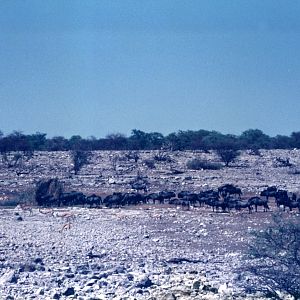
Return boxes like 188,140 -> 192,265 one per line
0,128 -> 300,153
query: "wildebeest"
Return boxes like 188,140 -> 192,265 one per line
61,191 -> 86,207
122,192 -> 144,206
274,189 -> 289,207
169,198 -> 190,210
85,194 -> 102,208
248,197 -> 269,212
218,184 -> 242,198
260,186 -> 277,201
131,182 -> 148,193
103,192 -> 124,208
283,200 -> 300,212
159,191 -> 176,201
198,190 -> 219,207
235,200 -> 253,213
145,193 -> 164,204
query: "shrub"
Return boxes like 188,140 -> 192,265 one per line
243,213 -> 300,299
216,149 -> 240,167
186,158 -> 222,170
143,159 -> 156,169
71,150 -> 91,175
274,157 -> 293,167
248,147 -> 262,156
153,151 -> 174,163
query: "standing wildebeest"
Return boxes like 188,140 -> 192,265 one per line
235,200 -> 253,213
248,197 -> 269,212
131,182 -> 148,193
159,191 -> 176,202
260,186 -> 277,201
177,191 -> 199,206
59,191 -> 86,207
103,192 -> 124,208
274,189 -> 289,207
198,190 -> 219,207
122,192 -> 144,206
145,193 -> 164,204
85,194 -> 102,208
169,198 -> 190,210
283,200 -> 300,212
218,184 -> 242,199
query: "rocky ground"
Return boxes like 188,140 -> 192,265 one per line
1,203 -> 296,300
0,150 -> 300,299
0,149 -> 300,199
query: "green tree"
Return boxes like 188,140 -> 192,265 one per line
240,129 -> 271,149
129,129 -> 149,150
46,136 -> 69,151
216,149 -> 240,167
271,135 -> 292,149
105,133 -> 128,150
291,131 -> 300,148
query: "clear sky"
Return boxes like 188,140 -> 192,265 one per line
0,0 -> 300,138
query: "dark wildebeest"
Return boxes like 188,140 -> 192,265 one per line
235,200 -> 253,213
145,193 -> 164,204
248,197 -> 269,212
59,191 -> 86,207
103,192 -> 124,208
131,182 -> 147,193
283,200 -> 300,212
85,194 -> 102,208
218,184 -> 242,199
169,198 -> 190,210
177,191 -> 199,206
198,190 -> 219,207
159,191 -> 176,202
122,192 -> 144,206
274,189 -> 289,207
260,186 -> 277,201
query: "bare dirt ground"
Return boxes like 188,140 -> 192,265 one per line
0,200 -> 297,299
0,150 -> 299,299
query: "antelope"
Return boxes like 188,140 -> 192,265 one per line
17,203 -> 33,216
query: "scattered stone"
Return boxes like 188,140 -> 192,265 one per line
63,287 -> 75,296
135,275 -> 153,289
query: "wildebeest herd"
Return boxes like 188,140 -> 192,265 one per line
34,180 -> 300,213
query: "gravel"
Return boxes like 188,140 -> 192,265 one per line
1,204 -> 296,299
1,149 -> 299,299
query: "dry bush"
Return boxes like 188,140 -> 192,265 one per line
242,213 -> 300,299
186,158 -> 222,170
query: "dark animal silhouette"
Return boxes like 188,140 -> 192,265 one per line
85,194 -> 102,208
248,197 -> 269,212
169,198 -> 190,209
131,182 -> 147,193
260,186 -> 278,200
159,191 -> 176,201
218,184 -> 242,198
235,200 -> 253,213
145,193 -> 164,204
103,193 -> 124,208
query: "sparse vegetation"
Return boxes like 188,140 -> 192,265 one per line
143,159 -> 156,169
153,151 -> 174,163
216,149 -> 241,167
186,158 -> 222,170
244,214 -> 300,299
71,150 -> 91,175
274,157 -> 293,167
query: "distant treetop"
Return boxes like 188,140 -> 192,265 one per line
0,128 -> 299,152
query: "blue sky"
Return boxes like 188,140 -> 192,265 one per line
0,1 -> 300,138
